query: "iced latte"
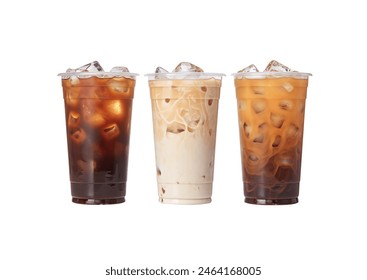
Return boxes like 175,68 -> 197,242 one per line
234,61 -> 311,205
147,62 -> 224,204
59,61 -> 137,204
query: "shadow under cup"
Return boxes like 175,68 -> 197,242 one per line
147,73 -> 224,204
59,72 -> 136,204
234,72 -> 311,205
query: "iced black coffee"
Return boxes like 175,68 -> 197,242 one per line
59,61 -> 137,204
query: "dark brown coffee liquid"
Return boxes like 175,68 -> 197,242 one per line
62,76 -> 135,204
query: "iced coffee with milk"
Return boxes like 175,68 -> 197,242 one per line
59,61 -> 137,204
234,60 -> 311,205
147,62 -> 224,204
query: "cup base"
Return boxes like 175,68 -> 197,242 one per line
159,197 -> 211,205
157,183 -> 212,205
72,197 -> 125,205
70,182 -> 126,205
245,197 -> 298,205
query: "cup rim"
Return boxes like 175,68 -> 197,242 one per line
232,72 -> 312,78
145,72 -> 226,78
57,72 -> 139,78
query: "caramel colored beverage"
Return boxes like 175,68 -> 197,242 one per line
59,62 -> 137,204
234,62 -> 311,205
147,62 -> 224,204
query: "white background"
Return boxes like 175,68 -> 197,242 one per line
1,0 -> 366,279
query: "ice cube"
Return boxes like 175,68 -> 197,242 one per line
258,122 -> 269,131
65,61 -> 104,79
105,100 -> 124,118
270,113 -> 285,128
77,160 -> 96,173
68,112 -> 80,128
155,67 -> 169,73
65,94 -> 79,108
166,122 -> 185,134
108,79 -> 129,93
275,154 -> 294,172
248,153 -> 259,162
276,151 -> 296,167
80,99 -> 105,126
251,100 -> 266,114
264,60 -> 292,72
102,124 -> 120,140
190,112 -> 201,125
72,61 -> 104,72
70,76 -> 80,85
187,115 -> 200,132
87,112 -> 106,127
155,67 -> 170,79
173,62 -> 203,72
272,135 -> 281,148
287,123 -> 299,138
238,64 -> 259,73
238,100 -> 247,110
61,69 -> 75,80
181,110 -> 201,132
279,100 -> 294,110
110,66 -> 129,72
188,119 -> 200,128
275,166 -> 295,181
69,128 -> 86,144
253,87 -> 265,95
253,134 -> 264,143
243,122 -> 251,138
282,82 -> 294,92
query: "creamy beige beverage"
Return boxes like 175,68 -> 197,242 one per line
234,60 -> 311,205
147,62 -> 224,204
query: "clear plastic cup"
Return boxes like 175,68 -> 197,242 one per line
233,71 -> 311,205
58,71 -> 138,204
146,72 -> 225,204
